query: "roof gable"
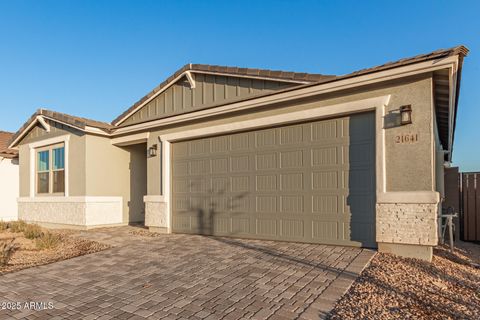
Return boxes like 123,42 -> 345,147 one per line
112,63 -> 335,126
118,72 -> 308,127
9,109 -> 114,149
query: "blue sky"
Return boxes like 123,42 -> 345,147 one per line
0,0 -> 479,170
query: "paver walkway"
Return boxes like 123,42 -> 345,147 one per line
0,227 -> 375,319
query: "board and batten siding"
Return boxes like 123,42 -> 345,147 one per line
122,74 -> 295,126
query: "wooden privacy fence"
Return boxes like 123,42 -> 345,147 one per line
461,172 -> 480,241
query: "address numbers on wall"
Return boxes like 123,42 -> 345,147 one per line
395,133 -> 419,144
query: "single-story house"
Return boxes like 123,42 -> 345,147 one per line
0,131 -> 19,221
7,46 -> 468,261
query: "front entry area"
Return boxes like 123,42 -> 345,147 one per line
171,112 -> 376,247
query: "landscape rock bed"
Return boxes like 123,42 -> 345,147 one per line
328,242 -> 480,319
0,226 -> 109,275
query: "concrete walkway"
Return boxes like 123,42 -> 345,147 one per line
0,227 -> 375,319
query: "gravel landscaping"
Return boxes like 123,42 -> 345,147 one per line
329,242 -> 480,319
0,221 -> 109,275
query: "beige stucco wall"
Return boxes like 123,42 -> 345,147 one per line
85,136 -> 147,223
144,74 -> 435,196
17,123 -> 147,226
18,123 -> 86,197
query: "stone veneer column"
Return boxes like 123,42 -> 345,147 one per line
144,195 -> 169,233
376,192 -> 440,261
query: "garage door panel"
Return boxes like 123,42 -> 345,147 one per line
312,171 -> 340,190
211,158 -> 229,173
256,196 -> 278,212
231,132 -> 250,150
189,139 -> 210,156
172,112 -> 376,247
232,217 -> 250,234
231,155 -> 251,172
211,136 -> 230,154
311,119 -> 342,141
280,150 -> 304,169
280,125 -> 304,145
281,219 -> 305,238
312,195 -> 341,214
280,195 -> 304,213
256,174 -> 278,192
311,146 -> 339,166
256,218 -> 278,236
280,173 -> 304,191
255,129 -> 277,148
255,152 -> 278,170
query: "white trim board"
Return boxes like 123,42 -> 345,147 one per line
158,95 -> 391,232
377,192 -> 440,204
111,132 -> 150,146
18,196 -> 122,203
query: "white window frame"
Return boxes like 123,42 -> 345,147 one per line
29,135 -> 70,197
35,143 -> 66,196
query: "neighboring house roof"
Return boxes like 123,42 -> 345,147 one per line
111,64 -> 336,126
8,109 -> 115,149
0,131 -> 18,158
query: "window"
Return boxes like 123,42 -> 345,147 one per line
36,144 -> 65,194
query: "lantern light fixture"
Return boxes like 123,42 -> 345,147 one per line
400,105 -> 412,125
148,144 -> 158,157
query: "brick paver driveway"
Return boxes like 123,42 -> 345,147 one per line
0,228 -> 375,319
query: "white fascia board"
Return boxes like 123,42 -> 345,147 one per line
113,56 -> 459,136
36,116 -> 50,132
191,70 -> 312,84
111,132 -> 150,146
447,56 -> 459,161
84,126 -> 111,136
42,117 -> 110,137
185,71 -> 196,89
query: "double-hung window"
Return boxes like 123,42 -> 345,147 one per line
36,144 -> 65,195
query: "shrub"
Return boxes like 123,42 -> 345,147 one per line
36,232 -> 61,250
0,239 -> 18,266
8,220 -> 27,233
23,224 -> 43,240
0,221 -> 7,231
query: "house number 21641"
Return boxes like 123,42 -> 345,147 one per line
395,133 -> 418,144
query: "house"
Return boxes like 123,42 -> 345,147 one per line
0,131 -> 19,221
7,46 -> 468,261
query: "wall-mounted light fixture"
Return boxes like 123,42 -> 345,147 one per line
400,105 -> 412,125
148,144 -> 158,157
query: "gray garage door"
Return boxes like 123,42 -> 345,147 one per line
171,112 -> 376,247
